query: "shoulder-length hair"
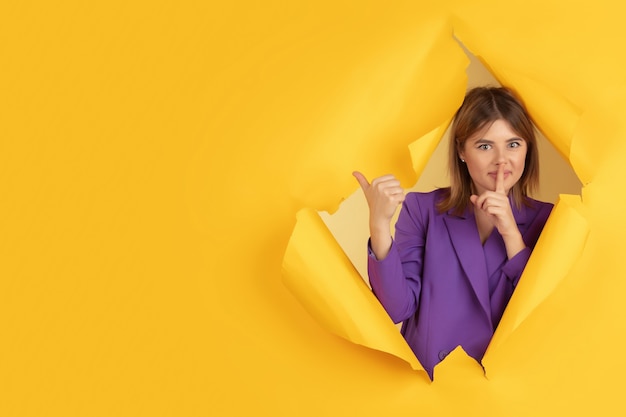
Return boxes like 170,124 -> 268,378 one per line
436,86 -> 540,215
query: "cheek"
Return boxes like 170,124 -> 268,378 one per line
465,159 -> 482,176
467,155 -> 487,170
513,152 -> 527,168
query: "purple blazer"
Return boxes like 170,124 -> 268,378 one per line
368,188 -> 552,379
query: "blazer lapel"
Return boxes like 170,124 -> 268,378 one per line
511,198 -> 529,235
443,210 -> 492,326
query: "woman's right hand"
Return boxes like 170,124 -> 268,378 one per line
353,171 -> 405,260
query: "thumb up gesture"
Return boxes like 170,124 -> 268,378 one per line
353,171 -> 405,259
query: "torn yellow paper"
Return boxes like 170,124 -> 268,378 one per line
7,0 -> 626,416
450,42 -> 583,165
408,118 -> 453,179
282,208 -> 424,372
487,194 -> 589,353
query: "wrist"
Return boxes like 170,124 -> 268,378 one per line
369,217 -> 391,235
501,229 -> 526,259
369,228 -> 393,261
500,227 -> 522,241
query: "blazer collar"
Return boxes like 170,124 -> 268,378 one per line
443,212 -> 492,326
441,195 -> 530,326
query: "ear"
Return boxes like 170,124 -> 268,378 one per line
457,140 -> 465,162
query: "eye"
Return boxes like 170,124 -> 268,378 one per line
508,141 -> 522,148
477,143 -> 491,150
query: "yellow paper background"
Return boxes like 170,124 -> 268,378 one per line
2,1 -> 626,416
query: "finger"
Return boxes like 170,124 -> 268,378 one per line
495,164 -> 505,194
385,187 -> 405,202
352,171 -> 370,190
472,193 -> 489,210
486,206 -> 505,217
371,174 -> 398,186
376,180 -> 402,193
386,186 -> 404,195
476,193 -> 501,211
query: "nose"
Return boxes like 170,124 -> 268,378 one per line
494,147 -> 507,165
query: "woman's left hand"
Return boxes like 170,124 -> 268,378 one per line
470,164 -> 518,236
470,164 -> 526,258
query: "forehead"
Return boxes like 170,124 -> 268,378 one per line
467,119 -> 524,142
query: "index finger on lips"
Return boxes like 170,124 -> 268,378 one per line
495,164 -> 505,194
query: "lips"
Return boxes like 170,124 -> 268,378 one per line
488,171 -> 511,178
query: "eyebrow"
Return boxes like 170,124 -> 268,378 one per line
472,137 -> 525,144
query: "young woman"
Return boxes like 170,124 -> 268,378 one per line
353,87 -> 553,379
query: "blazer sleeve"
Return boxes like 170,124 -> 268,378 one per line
367,194 -> 426,323
500,201 -> 554,287
501,247 -> 532,286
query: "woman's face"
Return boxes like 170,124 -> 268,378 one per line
459,119 -> 527,196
